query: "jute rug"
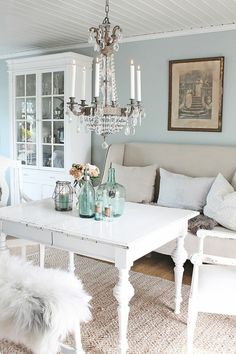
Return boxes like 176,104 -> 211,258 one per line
0,247 -> 235,354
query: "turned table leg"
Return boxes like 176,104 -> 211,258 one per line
171,229 -> 188,314
0,221 -> 9,255
113,268 -> 134,354
39,244 -> 45,268
68,251 -> 75,274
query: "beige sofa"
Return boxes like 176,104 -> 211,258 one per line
102,142 -> 236,259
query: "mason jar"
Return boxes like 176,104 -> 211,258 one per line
53,181 -> 73,211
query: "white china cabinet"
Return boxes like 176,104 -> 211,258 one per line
7,52 -> 93,200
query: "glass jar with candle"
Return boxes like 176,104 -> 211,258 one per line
96,163 -> 126,217
53,181 -> 73,211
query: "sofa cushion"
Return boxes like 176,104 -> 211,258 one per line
204,173 -> 236,231
112,163 -> 157,203
157,168 -> 214,211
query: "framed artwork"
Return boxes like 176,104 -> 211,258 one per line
168,57 -> 224,132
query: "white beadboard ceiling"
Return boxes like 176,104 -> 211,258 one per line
1,0 -> 236,59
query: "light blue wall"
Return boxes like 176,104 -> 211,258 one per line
1,30 -> 236,169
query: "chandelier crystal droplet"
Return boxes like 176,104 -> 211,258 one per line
67,0 -> 145,148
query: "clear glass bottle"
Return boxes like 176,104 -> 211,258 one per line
79,167 -> 95,218
96,163 -> 126,217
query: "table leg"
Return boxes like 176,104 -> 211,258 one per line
113,268 -> 134,354
39,244 -> 45,268
171,234 -> 188,314
68,251 -> 75,273
0,222 -> 9,255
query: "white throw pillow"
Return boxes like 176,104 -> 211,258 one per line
157,168 -> 214,211
231,171 -> 236,190
112,163 -> 157,203
204,173 -> 236,231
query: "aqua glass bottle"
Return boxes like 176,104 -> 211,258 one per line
79,168 -> 95,218
96,163 -> 126,217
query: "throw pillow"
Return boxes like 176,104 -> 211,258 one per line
112,163 -> 158,203
157,168 -> 214,211
204,173 -> 236,231
231,171 -> 236,190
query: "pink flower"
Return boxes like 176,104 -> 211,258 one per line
69,163 -> 100,184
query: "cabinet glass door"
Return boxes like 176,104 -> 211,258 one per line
15,74 -> 37,166
41,71 -> 64,169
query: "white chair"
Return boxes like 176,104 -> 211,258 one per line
187,227 -> 236,353
0,155 -> 45,264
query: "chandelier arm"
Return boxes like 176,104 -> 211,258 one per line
111,25 -> 121,42
89,27 -> 101,46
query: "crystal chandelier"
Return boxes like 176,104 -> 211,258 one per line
67,0 -> 145,149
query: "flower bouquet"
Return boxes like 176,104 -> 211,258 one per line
69,163 -> 100,188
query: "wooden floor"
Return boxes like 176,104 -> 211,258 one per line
132,252 -> 193,285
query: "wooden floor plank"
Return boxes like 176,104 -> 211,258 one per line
132,252 -> 193,285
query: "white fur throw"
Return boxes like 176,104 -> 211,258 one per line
0,255 -> 91,354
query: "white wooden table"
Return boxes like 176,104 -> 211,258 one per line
0,199 -> 198,354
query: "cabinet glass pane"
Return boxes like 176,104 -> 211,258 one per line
43,145 -> 52,167
26,74 -> 36,96
16,75 -> 25,97
42,72 -> 52,96
53,146 -> 64,168
16,98 -> 26,120
53,97 -> 64,119
53,72 -> 64,95
16,121 -> 26,142
26,144 -> 36,166
25,121 -> 36,143
42,97 -> 52,119
53,122 -> 64,144
17,144 -> 26,164
26,98 -> 36,120
42,122 -> 52,144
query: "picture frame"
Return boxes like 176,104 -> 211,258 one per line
168,57 -> 224,132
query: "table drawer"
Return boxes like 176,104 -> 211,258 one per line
53,231 -> 115,263
2,220 -> 53,245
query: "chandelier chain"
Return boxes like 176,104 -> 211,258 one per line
103,0 -> 110,24
105,0 -> 109,15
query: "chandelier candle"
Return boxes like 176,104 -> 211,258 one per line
71,62 -> 76,98
137,66 -> 142,102
67,0 -> 145,148
130,60 -> 135,99
81,67 -> 86,101
95,58 -> 100,98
